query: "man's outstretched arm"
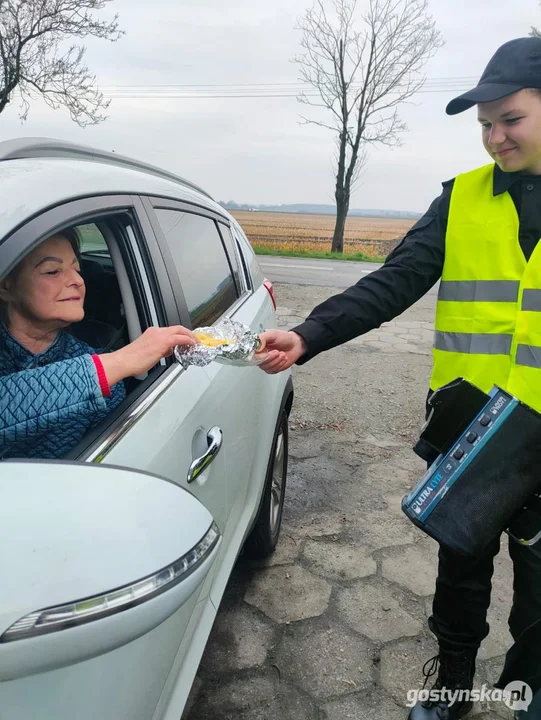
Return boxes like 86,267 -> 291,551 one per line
259,182 -> 451,374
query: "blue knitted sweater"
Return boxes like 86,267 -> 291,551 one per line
0,325 -> 125,459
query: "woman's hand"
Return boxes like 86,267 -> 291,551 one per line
98,326 -> 196,386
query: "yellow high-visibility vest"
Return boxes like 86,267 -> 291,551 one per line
431,163 -> 541,413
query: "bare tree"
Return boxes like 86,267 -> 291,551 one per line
531,1 -> 541,38
294,0 -> 443,253
0,0 -> 122,127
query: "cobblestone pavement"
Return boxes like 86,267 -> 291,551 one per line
183,283 -> 515,720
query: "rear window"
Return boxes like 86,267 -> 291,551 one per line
76,223 -> 108,255
218,224 -> 245,293
154,209 -> 238,327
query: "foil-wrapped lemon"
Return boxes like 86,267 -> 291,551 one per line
194,331 -> 233,348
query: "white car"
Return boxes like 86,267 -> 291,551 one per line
0,138 -> 293,720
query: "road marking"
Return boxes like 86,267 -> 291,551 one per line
260,262 -> 375,275
259,262 -> 334,271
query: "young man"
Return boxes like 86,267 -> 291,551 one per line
260,37 -> 541,720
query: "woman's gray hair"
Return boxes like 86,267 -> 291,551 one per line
0,229 -> 81,327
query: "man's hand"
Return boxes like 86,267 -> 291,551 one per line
258,330 -> 307,374
99,326 -> 196,386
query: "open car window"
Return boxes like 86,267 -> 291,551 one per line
0,196 -> 176,463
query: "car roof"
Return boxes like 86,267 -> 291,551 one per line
0,138 -> 228,240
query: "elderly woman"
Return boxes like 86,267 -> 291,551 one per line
0,232 -> 195,460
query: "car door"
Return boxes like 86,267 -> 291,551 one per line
144,201 -> 281,602
202,221 -> 281,568
83,201 -> 229,547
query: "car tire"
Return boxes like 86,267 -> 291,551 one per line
244,409 -> 288,559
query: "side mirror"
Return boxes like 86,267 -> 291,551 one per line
0,461 -> 220,680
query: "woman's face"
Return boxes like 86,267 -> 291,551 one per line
0,235 -> 85,329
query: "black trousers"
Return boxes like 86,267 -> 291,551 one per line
428,535 -> 541,651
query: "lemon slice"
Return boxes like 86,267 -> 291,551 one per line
194,331 -> 233,347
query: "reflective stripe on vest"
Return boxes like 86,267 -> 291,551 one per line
434,332 -> 513,355
438,280 -> 519,303
516,345 -> 541,369
521,289 -> 541,311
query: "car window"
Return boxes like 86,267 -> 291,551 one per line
232,222 -> 263,289
154,209 -> 238,328
77,223 -> 109,256
217,224 -> 244,294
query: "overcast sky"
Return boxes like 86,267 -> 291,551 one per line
1,0 -> 541,213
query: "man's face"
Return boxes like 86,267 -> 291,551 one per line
478,89 -> 541,174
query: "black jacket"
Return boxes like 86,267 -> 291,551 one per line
293,165 -> 541,362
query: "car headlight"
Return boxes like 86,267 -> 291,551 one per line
1,522 -> 219,643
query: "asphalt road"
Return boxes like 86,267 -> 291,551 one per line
258,256 -> 439,296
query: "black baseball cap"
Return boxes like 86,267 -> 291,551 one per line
446,37 -> 541,115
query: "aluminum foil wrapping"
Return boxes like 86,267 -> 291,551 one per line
174,318 -> 268,369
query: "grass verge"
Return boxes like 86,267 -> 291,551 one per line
252,245 -> 385,263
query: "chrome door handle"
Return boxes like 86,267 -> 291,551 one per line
187,427 -> 223,484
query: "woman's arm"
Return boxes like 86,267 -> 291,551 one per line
0,354 -> 108,446
0,324 -> 195,450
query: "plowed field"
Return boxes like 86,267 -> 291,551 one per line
231,210 -> 416,258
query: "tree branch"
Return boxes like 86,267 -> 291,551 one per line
0,0 -> 122,125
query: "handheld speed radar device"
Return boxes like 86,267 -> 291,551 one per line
402,379 -> 541,557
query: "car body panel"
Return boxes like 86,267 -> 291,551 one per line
96,364 -> 226,599
0,597 -> 205,720
0,463 -> 219,718
0,462 -> 215,636
0,158 -> 227,243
